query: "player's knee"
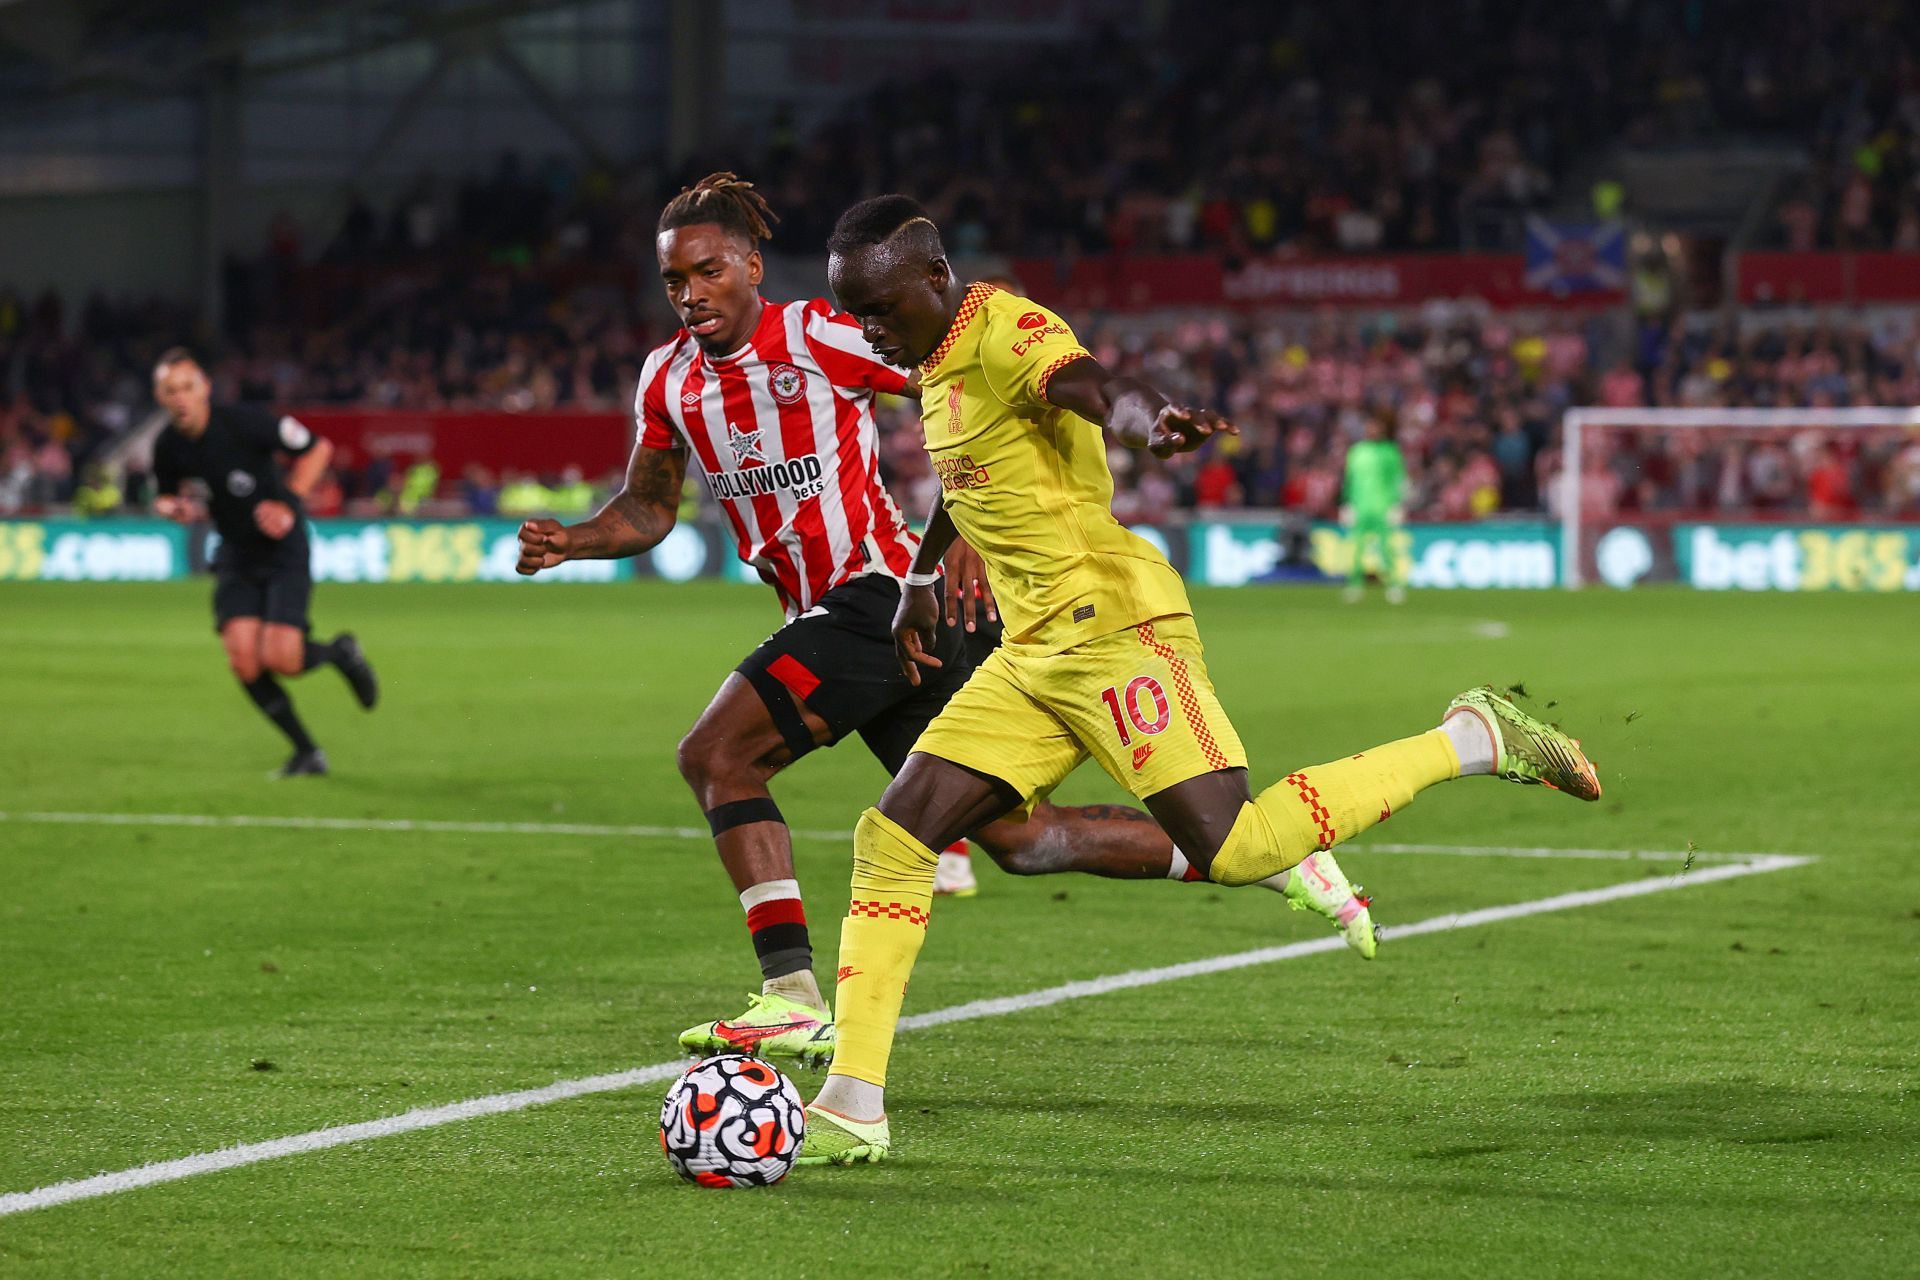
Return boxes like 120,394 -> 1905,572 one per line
676,727 -> 753,795
852,807 -> 939,887
969,830 -> 1047,876
224,644 -> 263,687
990,848 -> 1050,877
674,730 -> 711,788
264,647 -> 303,676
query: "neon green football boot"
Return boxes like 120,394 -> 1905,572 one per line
796,1105 -> 890,1166
1446,686 -> 1602,801
1281,850 -> 1377,959
677,992 -> 836,1069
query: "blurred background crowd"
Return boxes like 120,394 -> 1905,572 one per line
4,0 -> 1918,524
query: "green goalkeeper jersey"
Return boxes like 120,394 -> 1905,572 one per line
1344,439 -> 1406,514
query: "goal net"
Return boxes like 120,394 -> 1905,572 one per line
1558,408 -> 1920,590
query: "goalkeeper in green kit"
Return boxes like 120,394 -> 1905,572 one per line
1342,416 -> 1408,603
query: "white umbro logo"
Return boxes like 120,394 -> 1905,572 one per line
681,390 -> 702,408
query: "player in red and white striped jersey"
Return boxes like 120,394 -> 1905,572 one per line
516,175 -> 1367,1068
632,289 -> 917,617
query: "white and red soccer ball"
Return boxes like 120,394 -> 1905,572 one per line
659,1054 -> 806,1188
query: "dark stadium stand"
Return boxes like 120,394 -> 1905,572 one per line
3,0 -> 1916,522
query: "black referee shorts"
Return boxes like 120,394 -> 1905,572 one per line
736,574 -> 995,776
212,553 -> 313,633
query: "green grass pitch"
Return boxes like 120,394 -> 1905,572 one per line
1,580 -> 1915,1277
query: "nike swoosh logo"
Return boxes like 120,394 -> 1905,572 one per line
711,1018 -> 820,1046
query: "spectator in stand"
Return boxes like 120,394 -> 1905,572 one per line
461,464 -> 502,516
547,466 -> 595,516
498,471 -> 552,516
397,461 -> 440,515
304,466 -> 345,517
1806,442 -> 1858,520
1492,407 -> 1538,509
1193,452 -> 1245,509
71,462 -> 121,517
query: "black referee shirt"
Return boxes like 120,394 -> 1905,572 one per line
153,404 -> 317,565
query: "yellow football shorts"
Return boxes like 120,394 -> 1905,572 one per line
912,614 -> 1247,809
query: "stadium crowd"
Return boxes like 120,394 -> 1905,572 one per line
206,1 -> 1920,269
5,0 -> 1918,521
875,308 -> 1920,525
8,277 -> 1919,525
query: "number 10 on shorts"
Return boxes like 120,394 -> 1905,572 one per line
1099,676 -> 1171,745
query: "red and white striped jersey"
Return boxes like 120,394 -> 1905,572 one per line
636,298 -> 919,615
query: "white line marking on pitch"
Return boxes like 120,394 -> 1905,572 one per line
1362,842 -> 1769,864
0,853 -> 1810,1219
0,810 -> 839,843
0,812 -> 1772,863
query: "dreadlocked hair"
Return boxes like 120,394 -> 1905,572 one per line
658,172 -> 778,246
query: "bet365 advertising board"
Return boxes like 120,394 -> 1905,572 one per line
6,517 -> 1920,591
1185,520 -> 1561,589
0,519 -> 188,581
1589,523 -> 1920,592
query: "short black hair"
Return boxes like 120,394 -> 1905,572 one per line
154,346 -> 198,370
658,171 -> 778,246
827,194 -> 942,256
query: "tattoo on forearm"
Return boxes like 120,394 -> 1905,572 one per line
605,493 -> 667,542
594,448 -> 685,551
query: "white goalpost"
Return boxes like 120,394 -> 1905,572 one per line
1558,406 -> 1920,588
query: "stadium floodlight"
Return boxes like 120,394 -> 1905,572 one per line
1559,406 -> 1920,589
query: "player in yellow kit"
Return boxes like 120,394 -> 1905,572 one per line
799,195 -> 1604,1165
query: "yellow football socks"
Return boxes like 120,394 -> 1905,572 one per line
828,807 -> 940,1087
1209,729 -> 1461,886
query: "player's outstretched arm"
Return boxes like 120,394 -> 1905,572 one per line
517,443 -> 687,574
1041,356 -> 1238,459
891,490 -> 958,685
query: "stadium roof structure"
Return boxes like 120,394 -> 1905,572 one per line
0,0 -> 686,323
0,0 -> 598,104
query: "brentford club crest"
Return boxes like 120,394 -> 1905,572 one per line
768,363 -> 808,405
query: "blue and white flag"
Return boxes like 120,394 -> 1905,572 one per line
1524,218 -> 1627,294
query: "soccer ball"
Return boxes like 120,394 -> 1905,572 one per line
659,1054 -> 806,1188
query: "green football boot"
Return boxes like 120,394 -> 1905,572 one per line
1282,850 -> 1377,959
677,992 -> 835,1069
1446,686 -> 1602,802
796,1105 -> 890,1166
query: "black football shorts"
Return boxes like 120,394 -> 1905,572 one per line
736,573 -> 997,775
211,551 -> 313,633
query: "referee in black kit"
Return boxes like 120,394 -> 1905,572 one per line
149,348 -> 379,777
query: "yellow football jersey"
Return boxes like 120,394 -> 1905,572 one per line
916,284 -> 1191,652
